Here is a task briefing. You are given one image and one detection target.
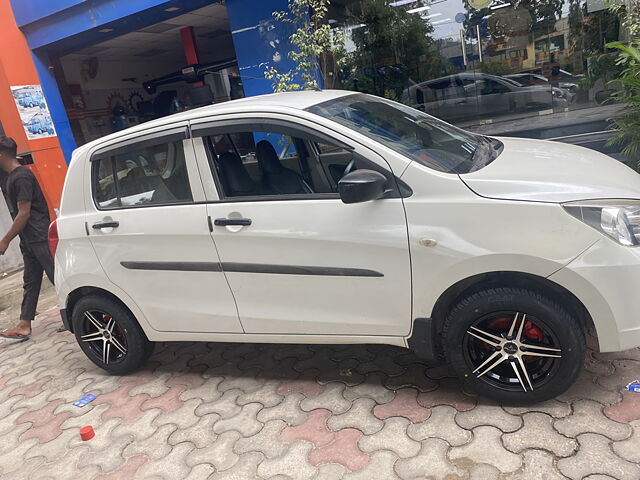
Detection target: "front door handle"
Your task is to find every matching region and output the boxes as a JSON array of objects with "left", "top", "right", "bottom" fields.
[
  {"left": 214, "top": 218, "right": 252, "bottom": 227},
  {"left": 92, "top": 221, "right": 120, "bottom": 229}
]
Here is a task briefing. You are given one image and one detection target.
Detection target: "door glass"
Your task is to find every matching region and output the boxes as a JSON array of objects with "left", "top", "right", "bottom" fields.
[
  {"left": 206, "top": 129, "right": 336, "bottom": 197},
  {"left": 92, "top": 139, "right": 192, "bottom": 208}
]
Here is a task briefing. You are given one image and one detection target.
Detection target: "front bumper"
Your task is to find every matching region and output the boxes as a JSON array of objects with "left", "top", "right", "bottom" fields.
[{"left": 549, "top": 238, "right": 640, "bottom": 352}]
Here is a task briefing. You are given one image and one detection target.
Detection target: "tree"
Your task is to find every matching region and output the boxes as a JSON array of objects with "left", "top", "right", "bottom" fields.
[
  {"left": 340, "top": 0, "right": 448, "bottom": 100},
  {"left": 264, "top": 0, "right": 346, "bottom": 92}
]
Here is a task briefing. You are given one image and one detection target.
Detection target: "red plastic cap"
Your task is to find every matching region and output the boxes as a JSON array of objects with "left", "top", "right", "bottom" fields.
[{"left": 80, "top": 426, "right": 95, "bottom": 441}]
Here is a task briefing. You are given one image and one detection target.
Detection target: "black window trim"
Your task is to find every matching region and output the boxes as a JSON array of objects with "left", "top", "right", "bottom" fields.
[{"left": 90, "top": 126, "right": 194, "bottom": 211}]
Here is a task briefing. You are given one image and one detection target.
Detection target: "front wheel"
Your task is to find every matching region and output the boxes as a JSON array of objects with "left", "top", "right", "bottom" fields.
[
  {"left": 72, "top": 294, "right": 154, "bottom": 375},
  {"left": 442, "top": 288, "right": 585, "bottom": 404}
]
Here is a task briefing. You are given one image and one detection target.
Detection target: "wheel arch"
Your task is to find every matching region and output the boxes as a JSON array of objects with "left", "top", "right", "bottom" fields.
[
  {"left": 65, "top": 285, "right": 148, "bottom": 336},
  {"left": 429, "top": 271, "right": 595, "bottom": 352}
]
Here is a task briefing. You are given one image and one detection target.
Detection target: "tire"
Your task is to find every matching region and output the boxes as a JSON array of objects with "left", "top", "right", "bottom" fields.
[
  {"left": 442, "top": 287, "right": 585, "bottom": 404},
  {"left": 72, "top": 294, "right": 154, "bottom": 375}
]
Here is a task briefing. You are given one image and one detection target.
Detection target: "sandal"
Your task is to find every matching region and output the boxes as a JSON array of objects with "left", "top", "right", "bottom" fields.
[{"left": 0, "top": 330, "right": 30, "bottom": 341}]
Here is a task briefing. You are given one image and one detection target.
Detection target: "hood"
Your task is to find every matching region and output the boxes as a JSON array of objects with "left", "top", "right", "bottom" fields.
[{"left": 460, "top": 137, "right": 640, "bottom": 203}]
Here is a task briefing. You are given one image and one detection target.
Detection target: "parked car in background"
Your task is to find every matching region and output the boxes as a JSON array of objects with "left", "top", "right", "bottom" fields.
[
  {"left": 402, "top": 73, "right": 560, "bottom": 123},
  {"left": 506, "top": 73, "right": 577, "bottom": 104},
  {"left": 52, "top": 90, "right": 640, "bottom": 404}
]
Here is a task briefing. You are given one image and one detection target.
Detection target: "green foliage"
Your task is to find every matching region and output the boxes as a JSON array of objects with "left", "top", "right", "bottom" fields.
[
  {"left": 609, "top": 0, "right": 640, "bottom": 39},
  {"left": 265, "top": 0, "right": 346, "bottom": 92},
  {"left": 606, "top": 42, "right": 640, "bottom": 167},
  {"left": 339, "top": 0, "right": 448, "bottom": 101}
]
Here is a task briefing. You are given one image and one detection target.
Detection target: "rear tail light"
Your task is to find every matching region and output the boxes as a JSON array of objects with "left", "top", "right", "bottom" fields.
[{"left": 48, "top": 220, "right": 59, "bottom": 258}]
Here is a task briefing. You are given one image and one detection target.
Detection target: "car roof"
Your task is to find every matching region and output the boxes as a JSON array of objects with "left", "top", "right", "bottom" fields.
[{"left": 76, "top": 89, "right": 355, "bottom": 154}]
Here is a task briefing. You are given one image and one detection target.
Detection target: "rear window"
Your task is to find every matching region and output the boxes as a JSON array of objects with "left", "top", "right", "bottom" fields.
[{"left": 92, "top": 138, "right": 192, "bottom": 209}]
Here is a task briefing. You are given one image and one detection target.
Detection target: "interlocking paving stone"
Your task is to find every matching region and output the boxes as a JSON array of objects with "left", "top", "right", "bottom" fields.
[
  {"left": 136, "top": 441, "right": 195, "bottom": 479},
  {"left": 557, "top": 433, "right": 640, "bottom": 480},
  {"left": 186, "top": 430, "right": 242, "bottom": 471},
  {"left": 558, "top": 371, "right": 622, "bottom": 405},
  {"left": 603, "top": 390, "right": 640, "bottom": 424},
  {"left": 300, "top": 382, "right": 352, "bottom": 415},
  {"left": 449, "top": 426, "right": 522, "bottom": 473},
  {"left": 359, "top": 417, "right": 421, "bottom": 458},
  {"left": 213, "top": 402, "right": 262, "bottom": 437},
  {"left": 257, "top": 441, "right": 318, "bottom": 479},
  {"left": 1, "top": 309, "right": 639, "bottom": 480},
  {"left": 373, "top": 388, "right": 431, "bottom": 423},
  {"left": 317, "top": 359, "right": 366, "bottom": 387},
  {"left": 394, "top": 438, "right": 465, "bottom": 479},
  {"left": 406, "top": 405, "right": 472, "bottom": 446},
  {"left": 383, "top": 364, "right": 439, "bottom": 392},
  {"left": 507, "top": 450, "right": 567, "bottom": 480},
  {"left": 309, "top": 428, "right": 369, "bottom": 471},
  {"left": 236, "top": 379, "right": 284, "bottom": 408},
  {"left": 257, "top": 392, "right": 308, "bottom": 426},
  {"left": 282, "top": 408, "right": 335, "bottom": 447},
  {"left": 468, "top": 463, "right": 501, "bottom": 480},
  {"left": 554, "top": 400, "right": 632, "bottom": 441},
  {"left": 416, "top": 379, "right": 476, "bottom": 411},
  {"left": 209, "top": 451, "right": 264, "bottom": 480},
  {"left": 326, "top": 398, "right": 384, "bottom": 435},
  {"left": 342, "top": 373, "right": 395, "bottom": 404},
  {"left": 168, "top": 412, "right": 219, "bottom": 448},
  {"left": 503, "top": 412, "right": 578, "bottom": 457},
  {"left": 455, "top": 402, "right": 522, "bottom": 432},
  {"left": 235, "top": 419, "right": 287, "bottom": 458},
  {"left": 503, "top": 399, "right": 572, "bottom": 418},
  {"left": 123, "top": 423, "right": 177, "bottom": 460},
  {"left": 315, "top": 463, "right": 348, "bottom": 480},
  {"left": 596, "top": 360, "right": 640, "bottom": 391},
  {"left": 342, "top": 451, "right": 400, "bottom": 480},
  {"left": 611, "top": 420, "right": 640, "bottom": 464},
  {"left": 194, "top": 388, "right": 243, "bottom": 419}
]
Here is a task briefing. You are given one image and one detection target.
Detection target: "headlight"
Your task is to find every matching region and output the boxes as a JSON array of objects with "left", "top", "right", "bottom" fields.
[{"left": 563, "top": 200, "right": 640, "bottom": 246}]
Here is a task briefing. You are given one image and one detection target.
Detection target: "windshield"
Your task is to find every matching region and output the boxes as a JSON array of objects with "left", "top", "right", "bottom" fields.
[
  {"left": 307, "top": 94, "right": 502, "bottom": 174},
  {"left": 507, "top": 76, "right": 533, "bottom": 87}
]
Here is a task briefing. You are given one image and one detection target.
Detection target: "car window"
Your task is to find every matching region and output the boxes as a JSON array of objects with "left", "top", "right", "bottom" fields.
[
  {"left": 308, "top": 93, "right": 502, "bottom": 174},
  {"left": 93, "top": 138, "right": 192, "bottom": 209},
  {"left": 204, "top": 126, "right": 364, "bottom": 198}
]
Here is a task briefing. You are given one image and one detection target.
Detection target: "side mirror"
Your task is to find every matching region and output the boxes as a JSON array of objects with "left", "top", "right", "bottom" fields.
[{"left": 338, "top": 169, "right": 388, "bottom": 204}]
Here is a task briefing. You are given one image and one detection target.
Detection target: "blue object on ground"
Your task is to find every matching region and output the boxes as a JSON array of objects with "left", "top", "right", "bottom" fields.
[{"left": 73, "top": 394, "right": 96, "bottom": 407}]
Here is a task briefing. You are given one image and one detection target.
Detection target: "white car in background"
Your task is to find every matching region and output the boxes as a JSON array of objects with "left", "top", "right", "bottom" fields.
[
  {"left": 402, "top": 73, "right": 563, "bottom": 122},
  {"left": 51, "top": 90, "right": 640, "bottom": 404}
]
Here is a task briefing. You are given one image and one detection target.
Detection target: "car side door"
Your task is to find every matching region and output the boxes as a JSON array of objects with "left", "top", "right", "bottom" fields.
[
  {"left": 190, "top": 115, "right": 413, "bottom": 337},
  {"left": 85, "top": 125, "right": 242, "bottom": 333}
]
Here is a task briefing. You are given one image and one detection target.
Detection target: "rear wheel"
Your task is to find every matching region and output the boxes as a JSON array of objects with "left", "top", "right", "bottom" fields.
[
  {"left": 72, "top": 295, "right": 154, "bottom": 374},
  {"left": 442, "top": 287, "right": 585, "bottom": 404}
]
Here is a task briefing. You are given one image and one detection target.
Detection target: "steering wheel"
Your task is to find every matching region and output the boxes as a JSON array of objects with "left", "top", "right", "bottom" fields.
[{"left": 343, "top": 158, "right": 357, "bottom": 177}]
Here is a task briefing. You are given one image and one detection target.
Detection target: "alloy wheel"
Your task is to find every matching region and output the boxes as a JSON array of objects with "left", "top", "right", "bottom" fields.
[
  {"left": 79, "top": 310, "right": 128, "bottom": 366},
  {"left": 463, "top": 312, "right": 562, "bottom": 392}
]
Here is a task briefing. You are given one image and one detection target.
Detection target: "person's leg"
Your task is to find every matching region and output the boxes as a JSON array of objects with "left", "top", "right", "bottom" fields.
[
  {"left": 30, "top": 241, "right": 54, "bottom": 285},
  {"left": 1, "top": 243, "right": 42, "bottom": 338}
]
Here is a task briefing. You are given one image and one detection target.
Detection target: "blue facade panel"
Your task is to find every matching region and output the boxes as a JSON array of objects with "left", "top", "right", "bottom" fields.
[
  {"left": 10, "top": 0, "right": 86, "bottom": 27},
  {"left": 226, "top": 0, "right": 297, "bottom": 97}
]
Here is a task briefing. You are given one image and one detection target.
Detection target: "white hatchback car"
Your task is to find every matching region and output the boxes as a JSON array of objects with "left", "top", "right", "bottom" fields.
[{"left": 51, "top": 90, "right": 640, "bottom": 403}]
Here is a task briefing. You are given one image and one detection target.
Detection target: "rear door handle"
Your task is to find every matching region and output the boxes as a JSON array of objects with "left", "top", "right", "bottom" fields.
[
  {"left": 214, "top": 218, "right": 252, "bottom": 227},
  {"left": 92, "top": 221, "right": 120, "bottom": 229}
]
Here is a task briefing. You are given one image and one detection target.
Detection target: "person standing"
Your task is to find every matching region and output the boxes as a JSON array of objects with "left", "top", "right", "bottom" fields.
[{"left": 0, "top": 136, "right": 54, "bottom": 341}]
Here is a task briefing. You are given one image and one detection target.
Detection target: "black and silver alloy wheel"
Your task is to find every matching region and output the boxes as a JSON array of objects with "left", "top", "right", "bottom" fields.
[
  {"left": 465, "top": 312, "right": 562, "bottom": 393},
  {"left": 443, "top": 287, "right": 585, "bottom": 404},
  {"left": 79, "top": 310, "right": 128, "bottom": 366},
  {"left": 72, "top": 295, "right": 154, "bottom": 375}
]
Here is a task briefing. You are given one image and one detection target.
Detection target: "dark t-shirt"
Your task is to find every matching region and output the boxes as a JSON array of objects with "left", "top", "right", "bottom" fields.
[{"left": 1, "top": 166, "right": 50, "bottom": 244}]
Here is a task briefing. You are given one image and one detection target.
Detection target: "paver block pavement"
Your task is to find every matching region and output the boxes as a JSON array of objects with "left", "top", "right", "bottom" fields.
[{"left": 1, "top": 308, "right": 640, "bottom": 480}]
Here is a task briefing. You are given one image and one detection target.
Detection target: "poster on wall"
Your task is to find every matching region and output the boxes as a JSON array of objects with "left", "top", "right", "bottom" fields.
[{"left": 10, "top": 85, "right": 57, "bottom": 140}]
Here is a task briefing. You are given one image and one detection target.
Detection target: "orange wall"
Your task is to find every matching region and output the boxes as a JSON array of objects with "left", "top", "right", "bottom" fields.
[{"left": 0, "top": 0, "right": 68, "bottom": 219}]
